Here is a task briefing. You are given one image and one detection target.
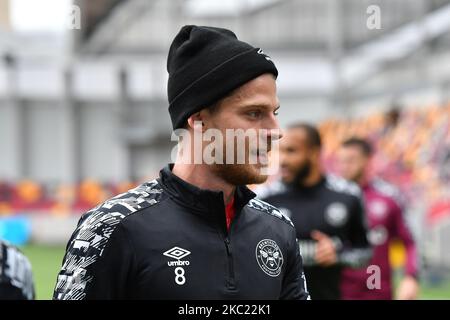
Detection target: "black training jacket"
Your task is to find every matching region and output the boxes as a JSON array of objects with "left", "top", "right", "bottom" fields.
[{"left": 53, "top": 165, "right": 310, "bottom": 300}]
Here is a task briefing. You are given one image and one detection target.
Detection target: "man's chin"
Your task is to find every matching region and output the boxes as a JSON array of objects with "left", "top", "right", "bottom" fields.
[
  {"left": 214, "top": 163, "right": 268, "bottom": 186},
  {"left": 345, "top": 172, "right": 362, "bottom": 183},
  {"left": 281, "top": 176, "right": 293, "bottom": 185},
  {"left": 249, "top": 172, "right": 269, "bottom": 185}
]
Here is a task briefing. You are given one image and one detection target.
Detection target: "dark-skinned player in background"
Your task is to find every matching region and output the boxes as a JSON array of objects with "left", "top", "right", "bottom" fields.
[{"left": 257, "top": 123, "right": 372, "bottom": 300}]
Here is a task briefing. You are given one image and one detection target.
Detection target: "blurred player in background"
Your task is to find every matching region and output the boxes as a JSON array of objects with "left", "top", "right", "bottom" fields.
[
  {"left": 257, "top": 123, "right": 372, "bottom": 300},
  {"left": 337, "top": 138, "right": 419, "bottom": 300},
  {"left": 0, "top": 239, "right": 35, "bottom": 300}
]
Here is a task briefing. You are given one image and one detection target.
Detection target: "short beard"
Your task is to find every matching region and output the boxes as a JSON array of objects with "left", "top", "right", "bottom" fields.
[
  {"left": 212, "top": 163, "right": 268, "bottom": 186},
  {"left": 292, "top": 160, "right": 312, "bottom": 186},
  {"left": 211, "top": 135, "right": 270, "bottom": 186}
]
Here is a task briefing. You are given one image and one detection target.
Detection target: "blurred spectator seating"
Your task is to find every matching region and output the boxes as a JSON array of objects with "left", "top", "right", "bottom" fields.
[
  {"left": 0, "top": 179, "right": 140, "bottom": 216},
  {"left": 320, "top": 104, "right": 450, "bottom": 224}
]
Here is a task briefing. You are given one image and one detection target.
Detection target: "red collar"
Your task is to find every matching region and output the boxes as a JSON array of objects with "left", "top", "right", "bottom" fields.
[{"left": 225, "top": 197, "right": 236, "bottom": 231}]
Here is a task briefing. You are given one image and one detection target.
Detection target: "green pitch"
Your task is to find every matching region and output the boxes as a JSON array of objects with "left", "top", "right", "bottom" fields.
[
  {"left": 420, "top": 282, "right": 450, "bottom": 300},
  {"left": 20, "top": 244, "right": 66, "bottom": 300},
  {"left": 19, "top": 244, "right": 450, "bottom": 300}
]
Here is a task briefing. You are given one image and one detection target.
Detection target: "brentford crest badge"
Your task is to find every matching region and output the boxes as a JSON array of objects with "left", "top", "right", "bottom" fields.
[{"left": 256, "top": 239, "right": 283, "bottom": 277}]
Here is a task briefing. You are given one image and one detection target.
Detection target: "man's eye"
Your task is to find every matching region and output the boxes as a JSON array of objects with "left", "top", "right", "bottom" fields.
[
  {"left": 248, "top": 111, "right": 262, "bottom": 118},
  {"left": 273, "top": 110, "right": 279, "bottom": 116}
]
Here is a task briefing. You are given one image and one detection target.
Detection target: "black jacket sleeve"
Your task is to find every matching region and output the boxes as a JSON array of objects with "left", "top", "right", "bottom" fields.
[
  {"left": 53, "top": 221, "right": 135, "bottom": 300},
  {"left": 280, "top": 229, "right": 310, "bottom": 300},
  {"left": 0, "top": 284, "right": 27, "bottom": 300},
  {"left": 337, "top": 196, "right": 373, "bottom": 268}
]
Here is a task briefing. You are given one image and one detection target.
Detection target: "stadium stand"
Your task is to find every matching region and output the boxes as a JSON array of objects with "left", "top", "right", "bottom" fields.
[{"left": 321, "top": 104, "right": 450, "bottom": 223}]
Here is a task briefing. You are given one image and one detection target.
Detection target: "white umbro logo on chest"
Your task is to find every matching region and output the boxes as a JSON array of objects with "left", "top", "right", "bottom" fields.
[
  {"left": 163, "top": 246, "right": 191, "bottom": 286},
  {"left": 163, "top": 246, "right": 191, "bottom": 260}
]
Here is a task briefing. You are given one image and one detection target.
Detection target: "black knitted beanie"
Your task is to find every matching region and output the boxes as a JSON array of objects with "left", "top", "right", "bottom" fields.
[{"left": 167, "top": 25, "right": 278, "bottom": 130}]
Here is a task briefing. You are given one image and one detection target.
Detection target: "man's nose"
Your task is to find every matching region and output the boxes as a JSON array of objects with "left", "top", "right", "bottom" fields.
[
  {"left": 265, "top": 127, "right": 283, "bottom": 142},
  {"left": 264, "top": 113, "right": 283, "bottom": 141}
]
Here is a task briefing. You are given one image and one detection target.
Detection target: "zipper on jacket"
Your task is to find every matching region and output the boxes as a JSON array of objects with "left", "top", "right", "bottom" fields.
[{"left": 224, "top": 236, "right": 236, "bottom": 290}]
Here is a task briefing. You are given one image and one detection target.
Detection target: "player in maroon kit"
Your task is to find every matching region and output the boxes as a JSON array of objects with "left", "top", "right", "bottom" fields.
[{"left": 337, "top": 138, "right": 419, "bottom": 300}]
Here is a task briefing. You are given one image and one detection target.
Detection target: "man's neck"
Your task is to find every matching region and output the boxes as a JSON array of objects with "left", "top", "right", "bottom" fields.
[
  {"left": 357, "top": 173, "right": 370, "bottom": 188},
  {"left": 299, "top": 167, "right": 323, "bottom": 188},
  {"left": 172, "top": 162, "right": 235, "bottom": 205}
]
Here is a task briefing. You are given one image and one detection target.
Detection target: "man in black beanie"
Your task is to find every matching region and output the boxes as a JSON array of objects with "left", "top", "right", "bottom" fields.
[{"left": 54, "top": 25, "right": 309, "bottom": 300}]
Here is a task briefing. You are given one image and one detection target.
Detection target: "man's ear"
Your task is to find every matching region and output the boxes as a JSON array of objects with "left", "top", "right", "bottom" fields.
[{"left": 187, "top": 112, "right": 205, "bottom": 132}]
